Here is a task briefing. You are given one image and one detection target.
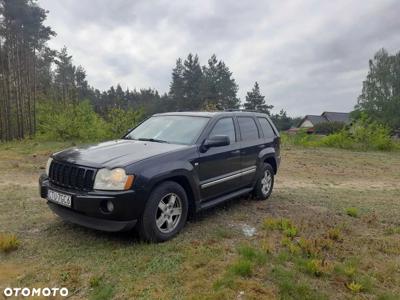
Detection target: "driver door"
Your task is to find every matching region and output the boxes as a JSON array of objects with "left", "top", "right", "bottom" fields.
[{"left": 197, "top": 117, "right": 242, "bottom": 201}]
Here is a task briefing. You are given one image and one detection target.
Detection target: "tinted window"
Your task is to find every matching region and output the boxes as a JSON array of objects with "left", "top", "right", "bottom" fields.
[
  {"left": 238, "top": 117, "right": 259, "bottom": 141},
  {"left": 209, "top": 118, "right": 236, "bottom": 143},
  {"left": 258, "top": 117, "right": 275, "bottom": 138}
]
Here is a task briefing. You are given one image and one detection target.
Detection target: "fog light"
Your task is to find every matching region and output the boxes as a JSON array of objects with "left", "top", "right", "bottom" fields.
[{"left": 106, "top": 200, "right": 114, "bottom": 212}]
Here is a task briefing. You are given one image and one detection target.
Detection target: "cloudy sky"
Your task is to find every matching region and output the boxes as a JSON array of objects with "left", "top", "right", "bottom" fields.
[{"left": 38, "top": 0, "right": 400, "bottom": 116}]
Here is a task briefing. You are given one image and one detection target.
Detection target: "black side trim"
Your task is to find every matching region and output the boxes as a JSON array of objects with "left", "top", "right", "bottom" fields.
[{"left": 199, "top": 187, "right": 253, "bottom": 210}]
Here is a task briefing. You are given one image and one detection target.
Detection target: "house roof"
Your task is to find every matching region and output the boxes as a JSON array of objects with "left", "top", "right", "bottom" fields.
[
  {"left": 300, "top": 115, "right": 326, "bottom": 126},
  {"left": 321, "top": 112, "right": 350, "bottom": 124}
]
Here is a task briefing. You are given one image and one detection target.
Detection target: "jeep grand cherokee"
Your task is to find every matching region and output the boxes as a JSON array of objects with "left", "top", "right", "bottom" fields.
[{"left": 39, "top": 111, "right": 280, "bottom": 242}]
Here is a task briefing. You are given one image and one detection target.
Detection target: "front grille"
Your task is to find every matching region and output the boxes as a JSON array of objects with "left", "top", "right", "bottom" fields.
[{"left": 49, "top": 160, "right": 96, "bottom": 191}]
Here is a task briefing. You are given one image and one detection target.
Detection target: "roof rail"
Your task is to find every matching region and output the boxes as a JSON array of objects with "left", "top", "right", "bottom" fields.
[{"left": 224, "top": 109, "right": 259, "bottom": 113}]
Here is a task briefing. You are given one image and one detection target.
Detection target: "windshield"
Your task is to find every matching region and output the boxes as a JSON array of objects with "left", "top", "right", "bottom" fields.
[{"left": 125, "top": 115, "right": 210, "bottom": 145}]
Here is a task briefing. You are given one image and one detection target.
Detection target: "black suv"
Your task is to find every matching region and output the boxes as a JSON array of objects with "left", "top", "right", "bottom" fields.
[{"left": 39, "top": 111, "right": 280, "bottom": 242}]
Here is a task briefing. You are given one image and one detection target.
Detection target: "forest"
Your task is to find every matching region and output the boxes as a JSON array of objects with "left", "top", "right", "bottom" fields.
[
  {"left": 0, "top": 0, "right": 299, "bottom": 142},
  {"left": 0, "top": 0, "right": 399, "bottom": 144}
]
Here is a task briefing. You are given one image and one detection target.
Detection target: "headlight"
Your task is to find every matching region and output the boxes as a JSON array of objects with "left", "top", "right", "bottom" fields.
[
  {"left": 93, "top": 168, "right": 134, "bottom": 191},
  {"left": 45, "top": 157, "right": 53, "bottom": 176}
]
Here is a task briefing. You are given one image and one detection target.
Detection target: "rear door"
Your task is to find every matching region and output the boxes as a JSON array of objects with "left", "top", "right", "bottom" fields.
[
  {"left": 198, "top": 117, "right": 242, "bottom": 201},
  {"left": 257, "top": 116, "right": 280, "bottom": 160},
  {"left": 237, "top": 116, "right": 262, "bottom": 186}
]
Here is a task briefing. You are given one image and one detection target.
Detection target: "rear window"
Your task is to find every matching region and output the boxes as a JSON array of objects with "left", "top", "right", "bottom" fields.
[
  {"left": 258, "top": 117, "right": 275, "bottom": 138},
  {"left": 238, "top": 117, "right": 259, "bottom": 141}
]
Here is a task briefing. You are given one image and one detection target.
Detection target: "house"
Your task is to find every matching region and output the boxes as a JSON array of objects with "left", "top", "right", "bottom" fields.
[
  {"left": 321, "top": 112, "right": 351, "bottom": 124},
  {"left": 298, "top": 112, "right": 350, "bottom": 128},
  {"left": 299, "top": 115, "right": 327, "bottom": 128}
]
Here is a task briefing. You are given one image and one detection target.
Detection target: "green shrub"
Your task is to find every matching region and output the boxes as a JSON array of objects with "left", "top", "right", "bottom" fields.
[
  {"left": 327, "top": 227, "right": 341, "bottom": 241},
  {"left": 281, "top": 237, "right": 301, "bottom": 255},
  {"left": 322, "top": 117, "right": 395, "bottom": 151},
  {"left": 271, "top": 266, "right": 329, "bottom": 300},
  {"left": 283, "top": 114, "right": 397, "bottom": 151},
  {"left": 262, "top": 217, "right": 298, "bottom": 238},
  {"left": 346, "top": 207, "right": 359, "bottom": 218},
  {"left": 237, "top": 244, "right": 266, "bottom": 264},
  {"left": 314, "top": 121, "right": 345, "bottom": 135},
  {"left": 281, "top": 130, "right": 319, "bottom": 147},
  {"left": 319, "top": 131, "right": 354, "bottom": 149},
  {"left": 304, "top": 259, "right": 331, "bottom": 277},
  {"left": 282, "top": 117, "right": 400, "bottom": 151},
  {"left": 347, "top": 281, "right": 363, "bottom": 293},
  {"left": 284, "top": 226, "right": 298, "bottom": 238},
  {"left": 37, "top": 100, "right": 144, "bottom": 142},
  {"left": 298, "top": 238, "right": 321, "bottom": 258},
  {"left": 89, "top": 275, "right": 103, "bottom": 288},
  {"left": 105, "top": 107, "right": 144, "bottom": 138},
  {"left": 229, "top": 259, "right": 252, "bottom": 277},
  {"left": 333, "top": 258, "right": 360, "bottom": 278},
  {"left": 37, "top": 100, "right": 110, "bottom": 141}
]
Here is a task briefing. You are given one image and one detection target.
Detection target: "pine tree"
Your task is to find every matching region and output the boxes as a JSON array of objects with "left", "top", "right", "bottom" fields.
[
  {"left": 202, "top": 54, "right": 239, "bottom": 110},
  {"left": 168, "top": 58, "right": 184, "bottom": 110},
  {"left": 115, "top": 84, "right": 126, "bottom": 108},
  {"left": 244, "top": 82, "right": 273, "bottom": 115},
  {"left": 75, "top": 65, "right": 89, "bottom": 101},
  {"left": 270, "top": 110, "right": 293, "bottom": 131},
  {"left": 182, "top": 53, "right": 203, "bottom": 110},
  {"left": 0, "top": 0, "right": 54, "bottom": 140},
  {"left": 201, "top": 54, "right": 219, "bottom": 108},
  {"left": 216, "top": 60, "right": 240, "bottom": 109},
  {"left": 54, "top": 47, "right": 76, "bottom": 104}
]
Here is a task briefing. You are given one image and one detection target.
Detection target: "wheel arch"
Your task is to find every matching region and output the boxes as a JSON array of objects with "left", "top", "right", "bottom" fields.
[
  {"left": 148, "top": 172, "right": 199, "bottom": 219},
  {"left": 258, "top": 147, "right": 278, "bottom": 174},
  {"left": 165, "top": 175, "right": 197, "bottom": 218},
  {"left": 264, "top": 156, "right": 277, "bottom": 174}
]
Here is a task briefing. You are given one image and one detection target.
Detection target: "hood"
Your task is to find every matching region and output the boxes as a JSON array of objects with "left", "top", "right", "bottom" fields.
[{"left": 52, "top": 139, "right": 188, "bottom": 168}]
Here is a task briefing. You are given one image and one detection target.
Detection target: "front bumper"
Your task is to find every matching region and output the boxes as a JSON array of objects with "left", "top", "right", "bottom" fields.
[
  {"left": 47, "top": 202, "right": 137, "bottom": 232},
  {"left": 39, "top": 174, "right": 145, "bottom": 232}
]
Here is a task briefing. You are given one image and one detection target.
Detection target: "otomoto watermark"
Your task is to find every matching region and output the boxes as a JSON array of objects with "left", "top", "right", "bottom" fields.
[{"left": 3, "top": 287, "right": 68, "bottom": 297}]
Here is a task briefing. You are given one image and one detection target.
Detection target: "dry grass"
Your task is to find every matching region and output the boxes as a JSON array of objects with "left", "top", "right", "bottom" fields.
[
  {"left": 0, "top": 141, "right": 399, "bottom": 299},
  {"left": 0, "top": 233, "right": 19, "bottom": 253}
]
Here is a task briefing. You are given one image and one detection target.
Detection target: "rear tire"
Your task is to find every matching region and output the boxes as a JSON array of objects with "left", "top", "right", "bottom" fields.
[
  {"left": 253, "top": 163, "right": 274, "bottom": 200},
  {"left": 137, "top": 181, "right": 188, "bottom": 242}
]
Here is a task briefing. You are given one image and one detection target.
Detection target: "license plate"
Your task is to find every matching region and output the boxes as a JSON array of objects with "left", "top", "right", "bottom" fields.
[{"left": 47, "top": 189, "right": 72, "bottom": 208}]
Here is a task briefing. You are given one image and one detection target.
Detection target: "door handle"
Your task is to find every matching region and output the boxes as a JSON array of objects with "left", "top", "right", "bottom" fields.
[
  {"left": 258, "top": 145, "right": 266, "bottom": 148},
  {"left": 231, "top": 150, "right": 240, "bottom": 154}
]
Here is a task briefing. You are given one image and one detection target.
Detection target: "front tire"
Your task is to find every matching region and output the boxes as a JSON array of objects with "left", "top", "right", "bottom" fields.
[
  {"left": 253, "top": 163, "right": 274, "bottom": 200},
  {"left": 137, "top": 181, "right": 188, "bottom": 242}
]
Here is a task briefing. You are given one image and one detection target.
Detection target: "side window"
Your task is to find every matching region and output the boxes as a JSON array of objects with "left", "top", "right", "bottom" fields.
[
  {"left": 258, "top": 117, "right": 275, "bottom": 138},
  {"left": 209, "top": 118, "right": 236, "bottom": 143},
  {"left": 238, "top": 117, "right": 259, "bottom": 141}
]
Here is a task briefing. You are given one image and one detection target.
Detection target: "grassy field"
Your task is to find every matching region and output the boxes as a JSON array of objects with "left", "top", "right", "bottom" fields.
[{"left": 0, "top": 140, "right": 400, "bottom": 299}]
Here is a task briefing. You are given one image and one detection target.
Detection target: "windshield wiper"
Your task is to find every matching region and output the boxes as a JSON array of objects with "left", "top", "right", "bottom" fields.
[{"left": 137, "top": 138, "right": 169, "bottom": 143}]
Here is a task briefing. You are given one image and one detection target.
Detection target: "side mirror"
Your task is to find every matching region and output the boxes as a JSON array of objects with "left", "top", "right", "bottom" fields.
[{"left": 201, "top": 135, "right": 230, "bottom": 152}]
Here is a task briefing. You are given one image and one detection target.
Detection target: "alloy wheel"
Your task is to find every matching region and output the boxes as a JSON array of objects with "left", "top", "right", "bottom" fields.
[
  {"left": 155, "top": 193, "right": 182, "bottom": 233},
  {"left": 261, "top": 169, "right": 272, "bottom": 196}
]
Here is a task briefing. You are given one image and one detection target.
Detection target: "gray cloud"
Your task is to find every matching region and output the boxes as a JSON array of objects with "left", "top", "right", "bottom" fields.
[{"left": 39, "top": 0, "right": 400, "bottom": 116}]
